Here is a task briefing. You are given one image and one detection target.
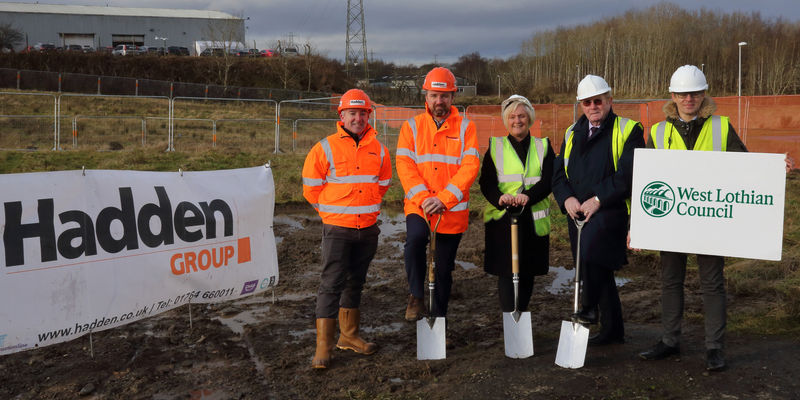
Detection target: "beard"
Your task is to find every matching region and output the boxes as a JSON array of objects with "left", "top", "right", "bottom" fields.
[{"left": 432, "top": 104, "right": 449, "bottom": 117}]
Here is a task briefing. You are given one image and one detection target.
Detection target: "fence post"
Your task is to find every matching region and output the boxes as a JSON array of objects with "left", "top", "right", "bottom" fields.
[
  {"left": 135, "top": 79, "right": 139, "bottom": 97},
  {"left": 16, "top": 70, "right": 20, "bottom": 90},
  {"left": 58, "top": 73, "right": 62, "bottom": 93},
  {"left": 170, "top": 82, "right": 174, "bottom": 99},
  {"left": 97, "top": 77, "right": 101, "bottom": 95},
  {"left": 141, "top": 118, "right": 146, "bottom": 146},
  {"left": 212, "top": 120, "right": 217, "bottom": 147},
  {"left": 205, "top": 85, "right": 208, "bottom": 99}
]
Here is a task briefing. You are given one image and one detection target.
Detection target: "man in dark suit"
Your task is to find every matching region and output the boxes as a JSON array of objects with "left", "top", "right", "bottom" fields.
[{"left": 552, "top": 75, "right": 645, "bottom": 345}]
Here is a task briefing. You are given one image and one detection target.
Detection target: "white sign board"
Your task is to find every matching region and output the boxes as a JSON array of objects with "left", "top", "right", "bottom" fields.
[
  {"left": 0, "top": 166, "right": 279, "bottom": 355},
  {"left": 630, "top": 149, "right": 785, "bottom": 260}
]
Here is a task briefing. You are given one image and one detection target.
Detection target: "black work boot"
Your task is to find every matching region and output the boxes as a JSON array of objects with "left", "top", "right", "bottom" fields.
[{"left": 638, "top": 340, "right": 679, "bottom": 360}]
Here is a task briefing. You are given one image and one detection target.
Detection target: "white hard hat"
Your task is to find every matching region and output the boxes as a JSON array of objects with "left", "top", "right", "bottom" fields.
[
  {"left": 669, "top": 65, "right": 708, "bottom": 93},
  {"left": 576, "top": 75, "right": 612, "bottom": 101}
]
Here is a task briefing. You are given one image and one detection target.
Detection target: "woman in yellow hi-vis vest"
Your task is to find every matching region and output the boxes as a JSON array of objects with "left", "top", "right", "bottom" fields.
[{"left": 479, "top": 95, "right": 554, "bottom": 314}]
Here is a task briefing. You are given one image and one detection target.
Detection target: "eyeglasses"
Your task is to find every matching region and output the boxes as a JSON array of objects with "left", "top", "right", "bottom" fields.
[
  {"left": 674, "top": 91, "right": 705, "bottom": 99},
  {"left": 581, "top": 98, "right": 604, "bottom": 107}
]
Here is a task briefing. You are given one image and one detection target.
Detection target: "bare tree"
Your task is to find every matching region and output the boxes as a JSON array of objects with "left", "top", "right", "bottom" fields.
[
  {"left": 0, "top": 23, "right": 24, "bottom": 51},
  {"left": 202, "top": 15, "right": 246, "bottom": 89}
]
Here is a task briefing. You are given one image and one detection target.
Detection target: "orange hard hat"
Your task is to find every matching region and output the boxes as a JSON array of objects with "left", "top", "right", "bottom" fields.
[
  {"left": 422, "top": 67, "right": 457, "bottom": 92},
  {"left": 338, "top": 89, "right": 372, "bottom": 113}
]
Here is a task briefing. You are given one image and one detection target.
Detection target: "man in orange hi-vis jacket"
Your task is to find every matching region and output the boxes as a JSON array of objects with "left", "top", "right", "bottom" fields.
[
  {"left": 396, "top": 67, "right": 480, "bottom": 321},
  {"left": 302, "top": 89, "right": 392, "bottom": 369}
]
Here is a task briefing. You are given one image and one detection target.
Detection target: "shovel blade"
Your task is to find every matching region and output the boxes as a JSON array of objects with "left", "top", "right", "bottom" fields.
[
  {"left": 554, "top": 320, "right": 590, "bottom": 369},
  {"left": 416, "top": 317, "right": 446, "bottom": 360},
  {"left": 503, "top": 311, "right": 533, "bottom": 359}
]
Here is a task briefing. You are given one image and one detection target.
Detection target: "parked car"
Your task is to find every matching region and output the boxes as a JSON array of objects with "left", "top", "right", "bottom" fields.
[
  {"left": 67, "top": 44, "right": 83, "bottom": 52},
  {"left": 200, "top": 48, "right": 226, "bottom": 57},
  {"left": 112, "top": 44, "right": 140, "bottom": 56},
  {"left": 143, "top": 46, "right": 165, "bottom": 55},
  {"left": 82, "top": 45, "right": 95, "bottom": 53},
  {"left": 281, "top": 47, "right": 299, "bottom": 57},
  {"left": 259, "top": 49, "right": 275, "bottom": 57},
  {"left": 167, "top": 46, "right": 190, "bottom": 56},
  {"left": 33, "top": 43, "right": 56, "bottom": 52}
]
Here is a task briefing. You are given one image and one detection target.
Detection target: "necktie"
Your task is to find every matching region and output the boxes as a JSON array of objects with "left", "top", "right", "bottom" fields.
[{"left": 589, "top": 126, "right": 598, "bottom": 139}]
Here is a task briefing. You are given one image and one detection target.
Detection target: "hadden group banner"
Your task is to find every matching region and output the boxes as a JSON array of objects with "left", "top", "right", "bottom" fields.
[
  {"left": 630, "top": 149, "right": 786, "bottom": 260},
  {"left": 0, "top": 166, "right": 279, "bottom": 355}
]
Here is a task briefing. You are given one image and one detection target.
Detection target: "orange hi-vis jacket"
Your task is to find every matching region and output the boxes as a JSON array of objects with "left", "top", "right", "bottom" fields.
[
  {"left": 302, "top": 122, "right": 392, "bottom": 229},
  {"left": 396, "top": 105, "right": 480, "bottom": 234}
]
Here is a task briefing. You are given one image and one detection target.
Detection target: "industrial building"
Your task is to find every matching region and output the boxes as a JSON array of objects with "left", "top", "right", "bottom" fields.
[{"left": 0, "top": 2, "right": 244, "bottom": 54}]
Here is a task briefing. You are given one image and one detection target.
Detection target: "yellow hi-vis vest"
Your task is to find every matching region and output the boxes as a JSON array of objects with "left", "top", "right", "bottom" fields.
[
  {"left": 483, "top": 136, "right": 551, "bottom": 236},
  {"left": 650, "top": 115, "right": 729, "bottom": 151},
  {"left": 563, "top": 116, "right": 640, "bottom": 214}
]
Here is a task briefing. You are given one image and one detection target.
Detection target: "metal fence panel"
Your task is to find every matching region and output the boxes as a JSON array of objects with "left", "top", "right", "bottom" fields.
[{"left": 171, "top": 97, "right": 277, "bottom": 152}]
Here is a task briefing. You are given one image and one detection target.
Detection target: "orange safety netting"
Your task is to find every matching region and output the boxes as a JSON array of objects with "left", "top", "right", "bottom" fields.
[{"left": 466, "top": 95, "right": 800, "bottom": 162}]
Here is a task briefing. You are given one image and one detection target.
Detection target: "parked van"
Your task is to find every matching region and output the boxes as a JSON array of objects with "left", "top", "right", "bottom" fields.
[{"left": 112, "top": 44, "right": 139, "bottom": 56}]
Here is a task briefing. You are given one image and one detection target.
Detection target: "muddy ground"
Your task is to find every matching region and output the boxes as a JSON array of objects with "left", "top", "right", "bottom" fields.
[{"left": 2, "top": 203, "right": 799, "bottom": 399}]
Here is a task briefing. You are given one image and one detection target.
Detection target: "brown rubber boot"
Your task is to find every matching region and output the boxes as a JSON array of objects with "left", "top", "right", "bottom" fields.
[
  {"left": 311, "top": 318, "right": 336, "bottom": 369},
  {"left": 336, "top": 308, "right": 377, "bottom": 355},
  {"left": 404, "top": 294, "right": 424, "bottom": 321}
]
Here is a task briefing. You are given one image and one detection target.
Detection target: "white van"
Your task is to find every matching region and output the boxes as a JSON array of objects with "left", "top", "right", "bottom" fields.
[{"left": 112, "top": 44, "right": 139, "bottom": 56}]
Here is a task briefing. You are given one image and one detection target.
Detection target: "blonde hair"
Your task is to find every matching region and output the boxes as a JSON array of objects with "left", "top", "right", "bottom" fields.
[{"left": 500, "top": 95, "right": 535, "bottom": 133}]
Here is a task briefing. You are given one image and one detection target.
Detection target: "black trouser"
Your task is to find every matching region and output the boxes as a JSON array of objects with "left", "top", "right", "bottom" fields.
[
  {"left": 315, "top": 224, "right": 379, "bottom": 319},
  {"left": 404, "top": 213, "right": 462, "bottom": 317},
  {"left": 497, "top": 275, "right": 535, "bottom": 313},
  {"left": 582, "top": 262, "right": 624, "bottom": 337}
]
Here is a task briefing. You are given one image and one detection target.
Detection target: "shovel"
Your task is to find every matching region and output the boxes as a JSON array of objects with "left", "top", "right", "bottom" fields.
[
  {"left": 555, "top": 217, "right": 590, "bottom": 369},
  {"left": 417, "top": 213, "right": 446, "bottom": 360},
  {"left": 502, "top": 207, "right": 534, "bottom": 358}
]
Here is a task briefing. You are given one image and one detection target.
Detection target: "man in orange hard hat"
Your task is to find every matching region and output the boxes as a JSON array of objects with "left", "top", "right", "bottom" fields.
[
  {"left": 396, "top": 67, "right": 480, "bottom": 321},
  {"left": 302, "top": 88, "right": 392, "bottom": 369}
]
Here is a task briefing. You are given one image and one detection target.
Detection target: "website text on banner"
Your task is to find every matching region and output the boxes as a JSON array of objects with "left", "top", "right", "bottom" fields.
[
  {"left": 0, "top": 166, "right": 279, "bottom": 356},
  {"left": 629, "top": 149, "right": 785, "bottom": 261}
]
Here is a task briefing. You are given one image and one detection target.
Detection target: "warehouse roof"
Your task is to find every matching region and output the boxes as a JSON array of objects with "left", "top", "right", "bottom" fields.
[{"left": 0, "top": 2, "right": 238, "bottom": 19}]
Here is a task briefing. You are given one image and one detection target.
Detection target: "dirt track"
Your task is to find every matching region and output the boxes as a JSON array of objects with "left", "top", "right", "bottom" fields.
[{"left": 2, "top": 204, "right": 799, "bottom": 399}]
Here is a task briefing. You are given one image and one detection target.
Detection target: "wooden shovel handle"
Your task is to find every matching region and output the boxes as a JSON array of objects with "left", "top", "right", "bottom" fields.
[{"left": 511, "top": 222, "right": 519, "bottom": 275}]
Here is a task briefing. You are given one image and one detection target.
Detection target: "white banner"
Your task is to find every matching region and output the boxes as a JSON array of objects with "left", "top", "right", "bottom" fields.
[
  {"left": 0, "top": 166, "right": 279, "bottom": 355},
  {"left": 630, "top": 149, "right": 785, "bottom": 260}
]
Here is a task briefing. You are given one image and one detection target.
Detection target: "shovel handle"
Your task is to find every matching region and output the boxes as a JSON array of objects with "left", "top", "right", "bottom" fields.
[
  {"left": 424, "top": 212, "right": 442, "bottom": 284},
  {"left": 511, "top": 222, "right": 519, "bottom": 275}
]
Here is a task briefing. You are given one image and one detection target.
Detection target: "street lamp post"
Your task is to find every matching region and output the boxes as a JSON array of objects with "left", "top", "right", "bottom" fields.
[
  {"left": 497, "top": 74, "right": 501, "bottom": 98},
  {"left": 738, "top": 41, "right": 748, "bottom": 141},
  {"left": 738, "top": 42, "right": 747, "bottom": 97},
  {"left": 155, "top": 36, "right": 167, "bottom": 53}
]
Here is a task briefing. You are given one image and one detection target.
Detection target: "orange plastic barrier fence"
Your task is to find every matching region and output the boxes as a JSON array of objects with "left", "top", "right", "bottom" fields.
[{"left": 467, "top": 95, "right": 800, "bottom": 163}]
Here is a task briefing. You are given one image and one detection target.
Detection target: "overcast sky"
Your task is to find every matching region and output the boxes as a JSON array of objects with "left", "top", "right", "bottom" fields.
[{"left": 15, "top": 0, "right": 800, "bottom": 65}]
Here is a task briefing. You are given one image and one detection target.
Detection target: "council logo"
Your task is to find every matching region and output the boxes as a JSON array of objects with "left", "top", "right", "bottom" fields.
[{"left": 640, "top": 181, "right": 675, "bottom": 217}]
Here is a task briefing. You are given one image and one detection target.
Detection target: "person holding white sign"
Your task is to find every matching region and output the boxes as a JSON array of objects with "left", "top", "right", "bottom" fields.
[
  {"left": 552, "top": 75, "right": 645, "bottom": 347},
  {"left": 302, "top": 89, "right": 392, "bottom": 369},
  {"left": 637, "top": 65, "right": 745, "bottom": 371}
]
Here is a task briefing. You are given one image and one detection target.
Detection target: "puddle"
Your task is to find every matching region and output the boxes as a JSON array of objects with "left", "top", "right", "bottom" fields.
[
  {"left": 273, "top": 215, "right": 305, "bottom": 230},
  {"left": 276, "top": 292, "right": 315, "bottom": 302},
  {"left": 214, "top": 309, "right": 265, "bottom": 335},
  {"left": 456, "top": 260, "right": 478, "bottom": 271},
  {"left": 288, "top": 328, "right": 315, "bottom": 339},
  {"left": 547, "top": 266, "right": 631, "bottom": 294},
  {"left": 362, "top": 322, "right": 405, "bottom": 334}
]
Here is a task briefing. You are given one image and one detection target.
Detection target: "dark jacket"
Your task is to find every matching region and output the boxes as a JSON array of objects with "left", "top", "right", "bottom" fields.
[
  {"left": 480, "top": 134, "right": 555, "bottom": 277},
  {"left": 646, "top": 97, "right": 747, "bottom": 152},
  {"left": 552, "top": 110, "right": 645, "bottom": 270}
]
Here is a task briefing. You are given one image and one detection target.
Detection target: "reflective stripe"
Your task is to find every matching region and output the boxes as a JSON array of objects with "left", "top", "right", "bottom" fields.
[
  {"left": 317, "top": 203, "right": 381, "bottom": 214},
  {"left": 303, "top": 177, "right": 326, "bottom": 186},
  {"left": 380, "top": 145, "right": 385, "bottom": 168},
  {"left": 523, "top": 176, "right": 541, "bottom": 186},
  {"left": 408, "top": 118, "right": 418, "bottom": 154},
  {"left": 445, "top": 183, "right": 464, "bottom": 201},
  {"left": 532, "top": 208, "right": 550, "bottom": 221},
  {"left": 417, "top": 154, "right": 461, "bottom": 164},
  {"left": 396, "top": 147, "right": 418, "bottom": 161},
  {"left": 462, "top": 148, "right": 479, "bottom": 157},
  {"left": 711, "top": 115, "right": 722, "bottom": 151},
  {"left": 564, "top": 123, "right": 575, "bottom": 170},
  {"left": 450, "top": 201, "right": 469, "bottom": 212},
  {"left": 327, "top": 175, "right": 379, "bottom": 184},
  {"left": 498, "top": 175, "right": 521, "bottom": 183},
  {"left": 618, "top": 117, "right": 630, "bottom": 132},
  {"left": 533, "top": 137, "right": 545, "bottom": 171},
  {"left": 319, "top": 137, "right": 336, "bottom": 177},
  {"left": 655, "top": 122, "right": 666, "bottom": 149},
  {"left": 458, "top": 119, "right": 469, "bottom": 163},
  {"left": 405, "top": 183, "right": 427, "bottom": 199},
  {"left": 379, "top": 178, "right": 391, "bottom": 186}
]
